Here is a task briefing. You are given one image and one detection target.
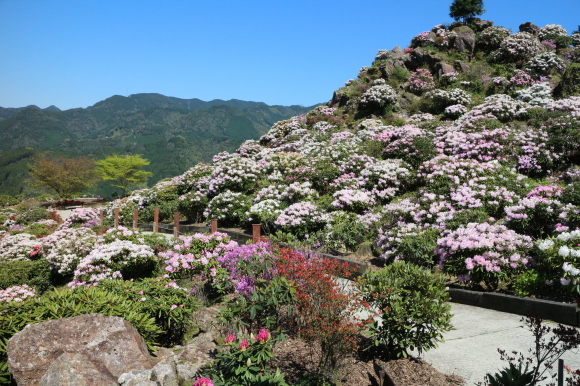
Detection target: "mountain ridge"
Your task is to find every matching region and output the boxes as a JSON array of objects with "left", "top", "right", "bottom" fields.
[{"left": 0, "top": 93, "right": 319, "bottom": 196}]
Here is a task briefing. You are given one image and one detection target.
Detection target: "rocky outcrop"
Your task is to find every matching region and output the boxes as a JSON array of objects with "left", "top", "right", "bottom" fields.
[
  {"left": 452, "top": 26, "right": 476, "bottom": 52},
  {"left": 404, "top": 47, "right": 441, "bottom": 70},
  {"left": 519, "top": 22, "right": 540, "bottom": 36},
  {"left": 468, "top": 18, "right": 493, "bottom": 32},
  {"left": 8, "top": 314, "right": 153, "bottom": 385}
]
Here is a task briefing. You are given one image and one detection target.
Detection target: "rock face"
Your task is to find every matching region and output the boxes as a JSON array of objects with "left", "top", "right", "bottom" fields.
[
  {"left": 7, "top": 313, "right": 154, "bottom": 386},
  {"left": 452, "top": 26, "right": 476, "bottom": 52}
]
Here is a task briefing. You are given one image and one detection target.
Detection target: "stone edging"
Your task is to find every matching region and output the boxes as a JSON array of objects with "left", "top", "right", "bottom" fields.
[{"left": 449, "top": 288, "right": 580, "bottom": 326}]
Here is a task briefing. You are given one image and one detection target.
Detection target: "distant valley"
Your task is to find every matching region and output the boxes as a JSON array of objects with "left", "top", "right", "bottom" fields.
[{"left": 0, "top": 93, "right": 318, "bottom": 196}]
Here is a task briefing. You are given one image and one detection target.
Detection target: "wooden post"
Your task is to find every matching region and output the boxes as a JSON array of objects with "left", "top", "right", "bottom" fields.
[
  {"left": 211, "top": 219, "right": 218, "bottom": 234},
  {"left": 153, "top": 208, "right": 159, "bottom": 233},
  {"left": 99, "top": 209, "right": 104, "bottom": 227},
  {"left": 174, "top": 212, "right": 180, "bottom": 238},
  {"left": 133, "top": 209, "right": 139, "bottom": 229},
  {"left": 114, "top": 208, "right": 119, "bottom": 228},
  {"left": 252, "top": 224, "right": 261, "bottom": 243}
]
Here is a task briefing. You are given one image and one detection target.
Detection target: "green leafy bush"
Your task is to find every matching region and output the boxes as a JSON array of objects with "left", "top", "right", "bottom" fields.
[
  {"left": 201, "top": 329, "right": 288, "bottom": 386},
  {"left": 357, "top": 261, "right": 452, "bottom": 358},
  {"left": 0, "top": 195, "right": 19, "bottom": 208},
  {"left": 511, "top": 269, "right": 546, "bottom": 297},
  {"left": 0, "top": 260, "right": 52, "bottom": 293}
]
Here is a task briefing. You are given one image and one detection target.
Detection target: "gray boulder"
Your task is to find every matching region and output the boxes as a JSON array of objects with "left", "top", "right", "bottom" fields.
[
  {"left": 7, "top": 313, "right": 154, "bottom": 385},
  {"left": 39, "top": 353, "right": 117, "bottom": 386},
  {"left": 452, "top": 26, "right": 476, "bottom": 52}
]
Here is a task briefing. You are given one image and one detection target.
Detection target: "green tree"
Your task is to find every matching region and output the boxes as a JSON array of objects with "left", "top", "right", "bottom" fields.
[
  {"left": 95, "top": 154, "right": 153, "bottom": 197},
  {"left": 449, "top": 0, "right": 485, "bottom": 24},
  {"left": 27, "top": 153, "right": 98, "bottom": 198}
]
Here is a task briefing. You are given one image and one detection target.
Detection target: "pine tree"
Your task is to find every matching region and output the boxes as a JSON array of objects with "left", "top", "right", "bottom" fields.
[{"left": 449, "top": 0, "right": 485, "bottom": 24}]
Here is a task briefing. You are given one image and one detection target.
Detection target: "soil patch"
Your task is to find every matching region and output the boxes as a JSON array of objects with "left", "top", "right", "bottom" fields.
[{"left": 272, "top": 338, "right": 465, "bottom": 385}]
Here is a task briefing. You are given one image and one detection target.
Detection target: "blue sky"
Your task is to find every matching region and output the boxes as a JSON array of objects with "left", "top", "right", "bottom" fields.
[{"left": 1, "top": 0, "right": 579, "bottom": 110}]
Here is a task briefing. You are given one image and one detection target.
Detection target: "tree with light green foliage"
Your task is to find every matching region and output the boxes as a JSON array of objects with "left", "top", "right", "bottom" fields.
[
  {"left": 449, "top": 0, "right": 485, "bottom": 24},
  {"left": 95, "top": 154, "right": 153, "bottom": 197}
]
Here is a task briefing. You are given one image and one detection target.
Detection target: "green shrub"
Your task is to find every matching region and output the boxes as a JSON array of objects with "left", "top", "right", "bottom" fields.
[
  {"left": 0, "top": 260, "right": 52, "bottom": 293},
  {"left": 561, "top": 182, "right": 580, "bottom": 206},
  {"left": 357, "top": 261, "right": 452, "bottom": 358},
  {"left": 14, "top": 200, "right": 50, "bottom": 225},
  {"left": 97, "top": 278, "right": 200, "bottom": 346},
  {"left": 395, "top": 228, "right": 441, "bottom": 267},
  {"left": 511, "top": 269, "right": 546, "bottom": 297},
  {"left": 0, "top": 195, "right": 19, "bottom": 208}
]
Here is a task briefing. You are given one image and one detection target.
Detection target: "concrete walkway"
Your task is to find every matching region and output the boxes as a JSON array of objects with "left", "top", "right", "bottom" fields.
[{"left": 417, "top": 303, "right": 580, "bottom": 385}]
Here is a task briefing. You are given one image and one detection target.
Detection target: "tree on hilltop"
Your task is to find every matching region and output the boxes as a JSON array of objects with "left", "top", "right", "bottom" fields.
[
  {"left": 27, "top": 154, "right": 99, "bottom": 198},
  {"left": 449, "top": 0, "right": 485, "bottom": 24},
  {"left": 95, "top": 154, "right": 153, "bottom": 197}
]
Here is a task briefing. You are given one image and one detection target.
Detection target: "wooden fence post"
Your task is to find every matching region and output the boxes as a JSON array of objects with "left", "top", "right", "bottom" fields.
[
  {"left": 211, "top": 219, "right": 218, "bottom": 234},
  {"left": 133, "top": 209, "right": 139, "bottom": 229},
  {"left": 99, "top": 209, "right": 104, "bottom": 227},
  {"left": 174, "top": 212, "right": 180, "bottom": 238},
  {"left": 252, "top": 224, "right": 261, "bottom": 243},
  {"left": 153, "top": 208, "right": 159, "bottom": 233},
  {"left": 114, "top": 208, "right": 119, "bottom": 228}
]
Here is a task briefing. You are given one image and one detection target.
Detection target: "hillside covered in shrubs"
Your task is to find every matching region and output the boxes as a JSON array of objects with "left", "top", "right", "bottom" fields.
[
  {"left": 2, "top": 16, "right": 580, "bottom": 386},
  {"left": 107, "top": 19, "right": 580, "bottom": 295}
]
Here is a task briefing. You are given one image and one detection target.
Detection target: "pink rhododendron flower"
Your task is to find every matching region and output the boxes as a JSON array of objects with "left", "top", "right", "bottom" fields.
[
  {"left": 222, "top": 334, "right": 236, "bottom": 344},
  {"left": 192, "top": 377, "right": 214, "bottom": 386},
  {"left": 256, "top": 328, "right": 271, "bottom": 343},
  {"left": 239, "top": 339, "right": 250, "bottom": 351}
]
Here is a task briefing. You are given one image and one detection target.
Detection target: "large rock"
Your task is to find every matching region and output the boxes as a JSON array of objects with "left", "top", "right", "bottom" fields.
[
  {"left": 519, "top": 22, "right": 540, "bottom": 36},
  {"left": 452, "top": 26, "right": 476, "bottom": 52},
  {"left": 39, "top": 353, "right": 117, "bottom": 386},
  {"left": 469, "top": 18, "right": 493, "bottom": 32},
  {"left": 7, "top": 313, "right": 154, "bottom": 385},
  {"left": 405, "top": 47, "right": 441, "bottom": 70},
  {"left": 436, "top": 62, "right": 456, "bottom": 77}
]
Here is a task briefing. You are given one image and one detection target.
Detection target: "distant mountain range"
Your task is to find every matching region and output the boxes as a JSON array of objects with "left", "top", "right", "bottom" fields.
[{"left": 0, "top": 93, "right": 319, "bottom": 196}]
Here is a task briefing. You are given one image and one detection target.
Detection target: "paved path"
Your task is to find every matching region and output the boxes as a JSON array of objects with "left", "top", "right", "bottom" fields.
[{"left": 417, "top": 303, "right": 580, "bottom": 385}]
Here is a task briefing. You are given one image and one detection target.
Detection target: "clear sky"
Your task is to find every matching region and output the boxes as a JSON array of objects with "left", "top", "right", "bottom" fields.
[{"left": 1, "top": 0, "right": 579, "bottom": 111}]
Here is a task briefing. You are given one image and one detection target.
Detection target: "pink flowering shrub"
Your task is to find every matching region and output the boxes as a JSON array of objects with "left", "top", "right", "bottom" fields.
[
  {"left": 494, "top": 32, "right": 542, "bottom": 63},
  {"left": 0, "top": 233, "right": 40, "bottom": 262},
  {"left": 436, "top": 222, "right": 534, "bottom": 289},
  {"left": 331, "top": 189, "right": 375, "bottom": 213},
  {"left": 408, "top": 69, "right": 435, "bottom": 93},
  {"left": 275, "top": 201, "right": 329, "bottom": 238},
  {"left": 42, "top": 227, "right": 100, "bottom": 275},
  {"left": 417, "top": 155, "right": 497, "bottom": 194},
  {"left": 375, "top": 125, "right": 436, "bottom": 167},
  {"left": 68, "top": 239, "right": 156, "bottom": 288},
  {"left": 411, "top": 31, "right": 433, "bottom": 47},
  {"left": 0, "top": 284, "right": 35, "bottom": 303},
  {"left": 203, "top": 190, "right": 252, "bottom": 227},
  {"left": 60, "top": 207, "right": 99, "bottom": 228},
  {"left": 504, "top": 196, "right": 567, "bottom": 239},
  {"left": 216, "top": 242, "right": 277, "bottom": 296},
  {"left": 477, "top": 26, "right": 510, "bottom": 51},
  {"left": 160, "top": 232, "right": 239, "bottom": 294}
]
